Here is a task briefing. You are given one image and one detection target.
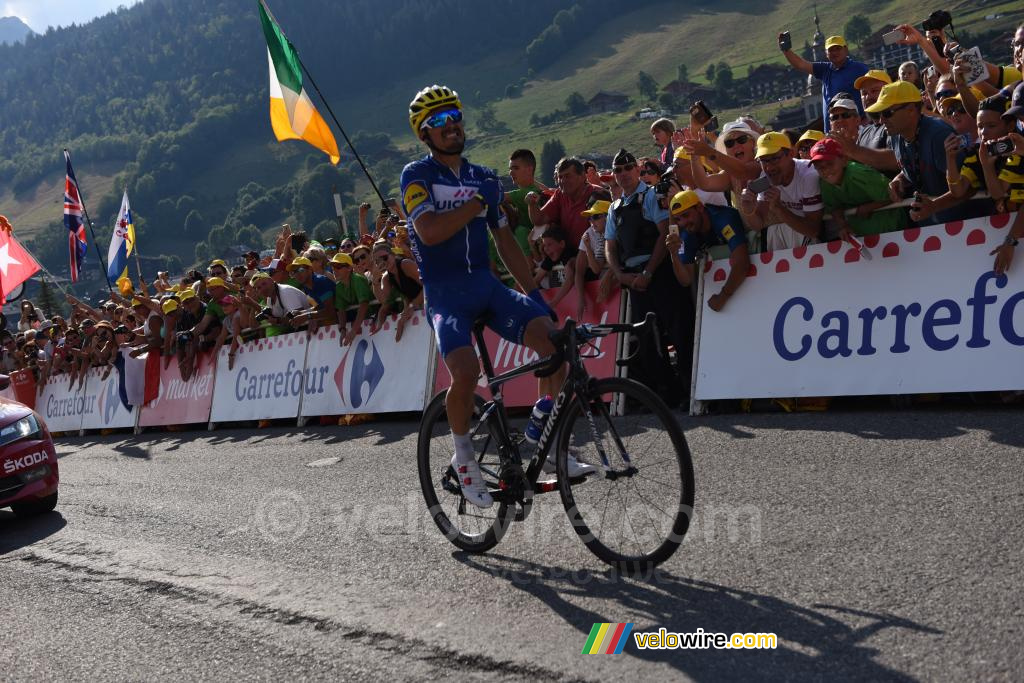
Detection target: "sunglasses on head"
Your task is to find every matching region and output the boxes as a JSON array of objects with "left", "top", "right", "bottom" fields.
[
  {"left": 421, "top": 107, "right": 463, "bottom": 130},
  {"left": 724, "top": 134, "right": 751, "bottom": 148},
  {"left": 612, "top": 163, "right": 636, "bottom": 173}
]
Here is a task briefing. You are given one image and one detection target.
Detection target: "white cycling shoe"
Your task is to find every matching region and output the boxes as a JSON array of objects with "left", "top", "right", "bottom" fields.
[
  {"left": 451, "top": 455, "right": 494, "bottom": 509},
  {"left": 543, "top": 454, "right": 598, "bottom": 478}
]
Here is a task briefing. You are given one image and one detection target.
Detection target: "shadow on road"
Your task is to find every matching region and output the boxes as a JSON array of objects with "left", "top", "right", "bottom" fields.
[
  {"left": 454, "top": 552, "right": 939, "bottom": 681},
  {"left": 687, "top": 408, "right": 1024, "bottom": 448},
  {"left": 0, "top": 511, "right": 67, "bottom": 555}
]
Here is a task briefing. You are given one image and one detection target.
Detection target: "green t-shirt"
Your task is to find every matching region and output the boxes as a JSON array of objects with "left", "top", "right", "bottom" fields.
[
  {"left": 820, "top": 161, "right": 908, "bottom": 235},
  {"left": 334, "top": 273, "right": 372, "bottom": 311},
  {"left": 205, "top": 301, "right": 226, "bottom": 321},
  {"left": 506, "top": 183, "right": 542, "bottom": 231}
]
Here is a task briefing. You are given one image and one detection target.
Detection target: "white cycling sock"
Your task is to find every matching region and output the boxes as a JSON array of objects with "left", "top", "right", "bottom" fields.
[{"left": 452, "top": 432, "right": 475, "bottom": 465}]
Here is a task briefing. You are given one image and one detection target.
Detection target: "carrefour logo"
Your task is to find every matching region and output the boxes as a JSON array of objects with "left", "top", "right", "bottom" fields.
[{"left": 347, "top": 340, "right": 384, "bottom": 409}]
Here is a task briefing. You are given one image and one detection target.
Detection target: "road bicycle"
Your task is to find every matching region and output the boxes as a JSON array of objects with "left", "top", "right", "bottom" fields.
[{"left": 417, "top": 313, "right": 695, "bottom": 570}]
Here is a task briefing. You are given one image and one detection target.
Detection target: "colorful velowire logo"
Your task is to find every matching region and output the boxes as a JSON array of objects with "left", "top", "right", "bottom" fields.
[{"left": 582, "top": 623, "right": 634, "bottom": 654}]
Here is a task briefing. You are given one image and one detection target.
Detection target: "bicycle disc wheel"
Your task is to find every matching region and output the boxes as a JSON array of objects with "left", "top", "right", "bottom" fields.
[
  {"left": 556, "top": 377, "right": 694, "bottom": 569},
  {"left": 417, "top": 390, "right": 514, "bottom": 554}
]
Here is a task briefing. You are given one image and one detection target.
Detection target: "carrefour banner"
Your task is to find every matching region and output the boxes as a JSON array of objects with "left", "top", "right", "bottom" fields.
[
  {"left": 301, "top": 313, "right": 434, "bottom": 417},
  {"left": 210, "top": 334, "right": 309, "bottom": 422},
  {"left": 37, "top": 375, "right": 87, "bottom": 433},
  {"left": 79, "top": 366, "right": 138, "bottom": 430},
  {"left": 139, "top": 353, "right": 216, "bottom": 427},
  {"left": 695, "top": 215, "right": 1024, "bottom": 399}
]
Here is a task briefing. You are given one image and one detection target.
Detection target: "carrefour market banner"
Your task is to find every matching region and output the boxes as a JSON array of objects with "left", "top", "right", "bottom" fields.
[
  {"left": 301, "top": 313, "right": 434, "bottom": 417},
  {"left": 139, "top": 353, "right": 216, "bottom": 427},
  {"left": 79, "top": 366, "right": 138, "bottom": 431},
  {"left": 37, "top": 375, "right": 87, "bottom": 433},
  {"left": 694, "top": 215, "right": 1024, "bottom": 400},
  {"left": 210, "top": 333, "right": 309, "bottom": 422}
]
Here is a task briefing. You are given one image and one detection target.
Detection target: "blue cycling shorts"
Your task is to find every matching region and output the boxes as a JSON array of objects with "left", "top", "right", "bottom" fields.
[{"left": 426, "top": 273, "right": 549, "bottom": 358}]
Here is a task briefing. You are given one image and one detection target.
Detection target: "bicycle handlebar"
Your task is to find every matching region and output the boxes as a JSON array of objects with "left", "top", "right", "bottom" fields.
[{"left": 535, "top": 312, "right": 659, "bottom": 377}]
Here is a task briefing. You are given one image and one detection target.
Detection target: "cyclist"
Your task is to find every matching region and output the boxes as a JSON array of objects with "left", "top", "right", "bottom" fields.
[{"left": 401, "top": 85, "right": 595, "bottom": 509}]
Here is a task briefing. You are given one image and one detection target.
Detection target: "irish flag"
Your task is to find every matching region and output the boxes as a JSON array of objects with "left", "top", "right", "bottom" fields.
[{"left": 258, "top": 1, "right": 340, "bottom": 164}]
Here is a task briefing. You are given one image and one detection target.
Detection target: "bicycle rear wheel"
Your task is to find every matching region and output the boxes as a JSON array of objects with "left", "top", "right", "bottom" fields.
[
  {"left": 417, "top": 390, "right": 514, "bottom": 554},
  {"left": 556, "top": 377, "right": 694, "bottom": 569}
]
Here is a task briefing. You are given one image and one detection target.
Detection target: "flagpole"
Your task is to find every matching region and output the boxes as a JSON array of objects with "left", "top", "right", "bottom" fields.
[
  {"left": 127, "top": 186, "right": 144, "bottom": 281},
  {"left": 64, "top": 149, "right": 114, "bottom": 296},
  {"left": 260, "top": 1, "right": 388, "bottom": 208}
]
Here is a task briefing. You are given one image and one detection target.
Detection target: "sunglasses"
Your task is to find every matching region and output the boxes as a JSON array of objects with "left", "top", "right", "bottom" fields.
[
  {"left": 588, "top": 214, "right": 606, "bottom": 222},
  {"left": 612, "top": 163, "right": 636, "bottom": 173},
  {"left": 421, "top": 108, "right": 463, "bottom": 129},
  {"left": 830, "top": 111, "right": 858, "bottom": 120},
  {"left": 642, "top": 168, "right": 659, "bottom": 175},
  {"left": 293, "top": 266, "right": 309, "bottom": 273},
  {"left": 724, "top": 134, "right": 751, "bottom": 148},
  {"left": 325, "top": 245, "right": 339, "bottom": 252},
  {"left": 942, "top": 104, "right": 966, "bottom": 116},
  {"left": 880, "top": 103, "right": 912, "bottom": 119},
  {"left": 330, "top": 263, "right": 351, "bottom": 269},
  {"left": 934, "top": 89, "right": 957, "bottom": 101},
  {"left": 353, "top": 253, "right": 368, "bottom": 262}
]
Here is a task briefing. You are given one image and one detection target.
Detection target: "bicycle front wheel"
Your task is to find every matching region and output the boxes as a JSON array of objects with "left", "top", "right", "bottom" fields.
[
  {"left": 556, "top": 377, "right": 694, "bottom": 569},
  {"left": 417, "top": 390, "right": 514, "bottom": 554}
]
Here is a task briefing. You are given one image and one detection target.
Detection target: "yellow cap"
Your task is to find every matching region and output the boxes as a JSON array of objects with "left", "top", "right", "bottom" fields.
[
  {"left": 669, "top": 190, "right": 702, "bottom": 216},
  {"left": 287, "top": 256, "right": 313, "bottom": 271},
  {"left": 330, "top": 252, "right": 353, "bottom": 267},
  {"left": 755, "top": 131, "right": 793, "bottom": 158},
  {"left": 865, "top": 80, "right": 922, "bottom": 113},
  {"left": 169, "top": 284, "right": 181, "bottom": 292},
  {"left": 131, "top": 298, "right": 145, "bottom": 308},
  {"left": 797, "top": 129, "right": 825, "bottom": 145},
  {"left": 673, "top": 146, "right": 691, "bottom": 161},
  {"left": 206, "top": 276, "right": 227, "bottom": 288},
  {"left": 854, "top": 69, "right": 893, "bottom": 90},
  {"left": 177, "top": 288, "right": 196, "bottom": 302},
  {"left": 209, "top": 259, "right": 227, "bottom": 269},
  {"left": 824, "top": 35, "right": 846, "bottom": 49},
  {"left": 391, "top": 247, "right": 404, "bottom": 255},
  {"left": 161, "top": 299, "right": 179, "bottom": 314},
  {"left": 1003, "top": 66, "right": 1022, "bottom": 87},
  {"left": 581, "top": 200, "right": 611, "bottom": 217},
  {"left": 250, "top": 272, "right": 271, "bottom": 285}
]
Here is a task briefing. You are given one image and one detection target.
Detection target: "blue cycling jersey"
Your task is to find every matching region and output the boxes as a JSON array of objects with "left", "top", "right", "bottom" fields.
[{"left": 399, "top": 155, "right": 505, "bottom": 285}]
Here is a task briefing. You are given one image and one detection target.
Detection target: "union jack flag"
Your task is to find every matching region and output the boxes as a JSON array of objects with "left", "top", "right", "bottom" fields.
[{"left": 63, "top": 150, "right": 88, "bottom": 282}]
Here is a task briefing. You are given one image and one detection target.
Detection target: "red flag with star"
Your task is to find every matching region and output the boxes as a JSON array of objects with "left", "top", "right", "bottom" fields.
[{"left": 0, "top": 226, "right": 42, "bottom": 304}]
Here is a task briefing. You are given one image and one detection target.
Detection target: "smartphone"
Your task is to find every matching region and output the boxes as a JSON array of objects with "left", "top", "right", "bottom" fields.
[
  {"left": 882, "top": 29, "right": 903, "bottom": 46},
  {"left": 668, "top": 224, "right": 679, "bottom": 236},
  {"left": 930, "top": 35, "right": 945, "bottom": 53},
  {"left": 748, "top": 176, "right": 772, "bottom": 194},
  {"left": 690, "top": 101, "right": 713, "bottom": 127},
  {"left": 778, "top": 31, "right": 792, "bottom": 51}
]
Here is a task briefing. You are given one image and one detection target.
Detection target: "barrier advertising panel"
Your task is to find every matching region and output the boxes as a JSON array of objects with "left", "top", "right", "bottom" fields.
[
  {"left": 36, "top": 375, "right": 87, "bottom": 433},
  {"left": 210, "top": 333, "right": 308, "bottom": 422},
  {"left": 79, "top": 366, "right": 138, "bottom": 431},
  {"left": 433, "top": 282, "right": 623, "bottom": 407},
  {"left": 694, "top": 215, "right": 1024, "bottom": 399},
  {"left": 300, "top": 314, "right": 434, "bottom": 417},
  {"left": 139, "top": 353, "right": 216, "bottom": 427}
]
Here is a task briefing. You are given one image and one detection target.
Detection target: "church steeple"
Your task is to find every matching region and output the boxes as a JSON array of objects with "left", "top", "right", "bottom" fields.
[{"left": 807, "top": 4, "right": 825, "bottom": 95}]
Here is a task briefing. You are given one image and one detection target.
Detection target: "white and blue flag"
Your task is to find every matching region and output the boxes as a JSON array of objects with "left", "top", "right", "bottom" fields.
[{"left": 107, "top": 190, "right": 136, "bottom": 284}]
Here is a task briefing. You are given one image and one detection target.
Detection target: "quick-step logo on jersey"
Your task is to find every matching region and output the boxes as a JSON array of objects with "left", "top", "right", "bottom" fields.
[{"left": 432, "top": 185, "right": 486, "bottom": 217}]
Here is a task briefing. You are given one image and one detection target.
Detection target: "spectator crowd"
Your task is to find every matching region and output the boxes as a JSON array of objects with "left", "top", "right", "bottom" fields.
[{"left": 4, "top": 17, "right": 1023, "bottom": 414}]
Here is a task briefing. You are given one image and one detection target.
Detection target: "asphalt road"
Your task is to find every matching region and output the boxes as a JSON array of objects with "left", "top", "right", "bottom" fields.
[{"left": 2, "top": 408, "right": 1022, "bottom": 681}]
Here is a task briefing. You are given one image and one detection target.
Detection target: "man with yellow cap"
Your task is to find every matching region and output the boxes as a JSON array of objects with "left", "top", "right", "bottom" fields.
[
  {"left": 853, "top": 69, "right": 897, "bottom": 157},
  {"left": 740, "top": 132, "right": 824, "bottom": 252},
  {"left": 865, "top": 80, "right": 964, "bottom": 225},
  {"left": 779, "top": 31, "right": 869, "bottom": 132},
  {"left": 329, "top": 252, "right": 372, "bottom": 346},
  {"left": 664, "top": 191, "right": 749, "bottom": 312}
]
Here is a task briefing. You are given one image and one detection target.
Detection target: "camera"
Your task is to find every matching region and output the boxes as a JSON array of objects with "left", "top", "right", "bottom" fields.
[
  {"left": 921, "top": 10, "right": 952, "bottom": 32},
  {"left": 654, "top": 173, "right": 675, "bottom": 199},
  {"left": 987, "top": 139, "right": 1015, "bottom": 157},
  {"left": 254, "top": 307, "right": 274, "bottom": 322}
]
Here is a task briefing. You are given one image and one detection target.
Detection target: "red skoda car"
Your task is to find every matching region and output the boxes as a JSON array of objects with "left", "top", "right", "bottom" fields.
[{"left": 0, "top": 375, "right": 58, "bottom": 517}]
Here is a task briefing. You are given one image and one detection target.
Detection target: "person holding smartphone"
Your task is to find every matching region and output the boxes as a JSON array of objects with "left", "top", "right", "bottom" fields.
[{"left": 779, "top": 31, "right": 869, "bottom": 132}]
